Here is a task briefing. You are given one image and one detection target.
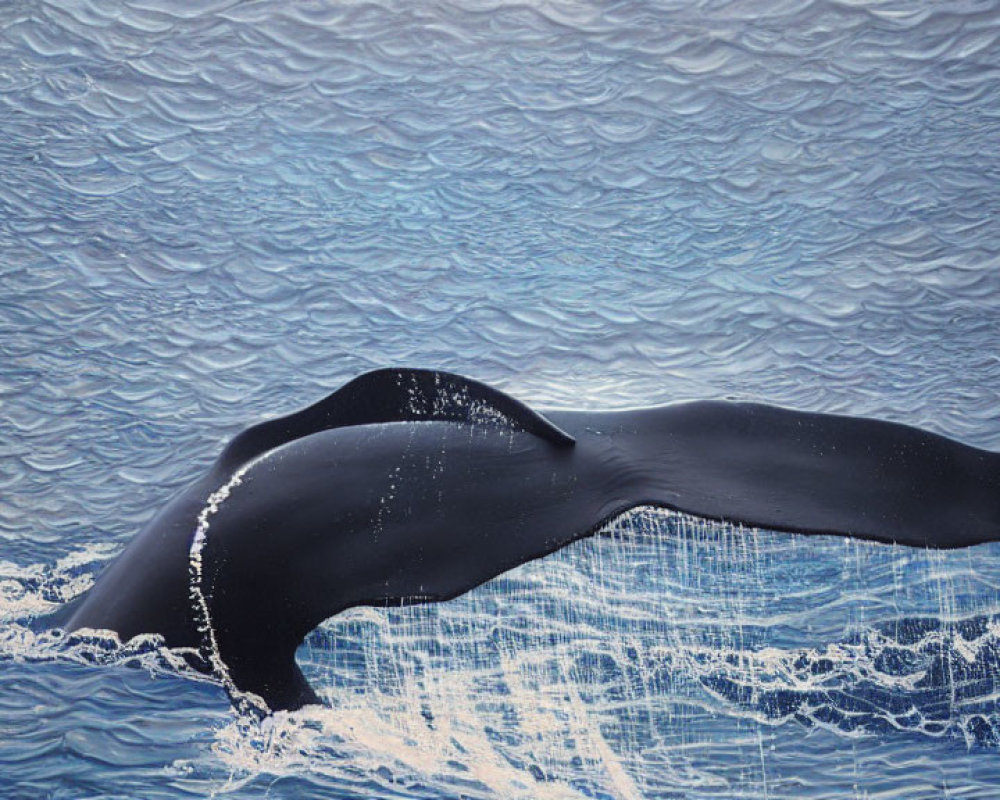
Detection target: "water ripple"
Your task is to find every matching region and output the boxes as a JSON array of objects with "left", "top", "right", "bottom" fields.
[{"left": 3, "top": 0, "right": 1000, "bottom": 796}]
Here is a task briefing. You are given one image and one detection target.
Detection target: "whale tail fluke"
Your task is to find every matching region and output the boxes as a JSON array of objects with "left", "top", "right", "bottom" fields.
[{"left": 56, "top": 372, "right": 1000, "bottom": 714}]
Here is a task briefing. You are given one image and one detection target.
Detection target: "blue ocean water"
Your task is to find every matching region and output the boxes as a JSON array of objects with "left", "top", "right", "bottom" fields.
[{"left": 2, "top": 0, "right": 1000, "bottom": 797}]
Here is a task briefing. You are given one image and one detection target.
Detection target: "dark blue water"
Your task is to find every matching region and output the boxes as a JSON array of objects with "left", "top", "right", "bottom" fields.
[{"left": 2, "top": 0, "right": 1000, "bottom": 797}]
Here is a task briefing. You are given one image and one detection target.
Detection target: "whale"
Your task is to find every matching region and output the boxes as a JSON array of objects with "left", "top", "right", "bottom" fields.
[{"left": 60, "top": 368, "right": 1000, "bottom": 712}]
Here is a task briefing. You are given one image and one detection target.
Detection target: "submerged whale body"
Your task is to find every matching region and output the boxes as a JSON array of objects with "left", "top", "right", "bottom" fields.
[{"left": 62, "top": 369, "right": 1000, "bottom": 711}]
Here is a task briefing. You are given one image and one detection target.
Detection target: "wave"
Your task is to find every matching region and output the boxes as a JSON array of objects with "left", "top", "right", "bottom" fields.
[{"left": 4, "top": 508, "right": 1000, "bottom": 795}]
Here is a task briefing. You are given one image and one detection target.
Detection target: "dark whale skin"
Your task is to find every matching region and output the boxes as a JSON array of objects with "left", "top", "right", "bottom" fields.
[{"left": 63, "top": 370, "right": 1000, "bottom": 711}]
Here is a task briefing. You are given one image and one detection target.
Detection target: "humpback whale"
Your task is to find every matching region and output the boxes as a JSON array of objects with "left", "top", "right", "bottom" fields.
[{"left": 61, "top": 368, "right": 1000, "bottom": 712}]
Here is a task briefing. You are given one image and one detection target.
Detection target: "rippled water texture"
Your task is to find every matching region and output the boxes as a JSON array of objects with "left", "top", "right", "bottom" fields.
[{"left": 2, "top": 0, "right": 1000, "bottom": 797}]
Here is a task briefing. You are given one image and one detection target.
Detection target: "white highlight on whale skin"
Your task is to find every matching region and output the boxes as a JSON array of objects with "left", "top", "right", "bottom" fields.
[{"left": 188, "top": 455, "right": 272, "bottom": 717}]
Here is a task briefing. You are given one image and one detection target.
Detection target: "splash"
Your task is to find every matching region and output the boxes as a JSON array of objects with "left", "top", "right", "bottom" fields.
[
  {"left": 0, "top": 543, "right": 118, "bottom": 623},
  {"left": 293, "top": 510, "right": 1000, "bottom": 793},
  {"left": 0, "top": 544, "right": 213, "bottom": 690},
  {"left": 4, "top": 505, "right": 999, "bottom": 797},
  {"left": 199, "top": 509, "right": 1000, "bottom": 797}
]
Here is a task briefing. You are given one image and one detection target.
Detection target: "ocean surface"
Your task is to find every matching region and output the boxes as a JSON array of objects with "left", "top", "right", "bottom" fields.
[{"left": 2, "top": 0, "right": 1000, "bottom": 797}]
